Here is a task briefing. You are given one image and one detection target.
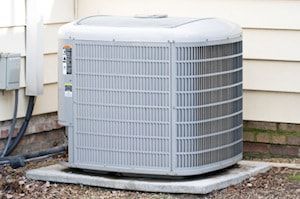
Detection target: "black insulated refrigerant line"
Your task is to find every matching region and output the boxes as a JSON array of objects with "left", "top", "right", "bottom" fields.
[
  {"left": 0, "top": 95, "right": 34, "bottom": 157},
  {"left": 0, "top": 96, "right": 67, "bottom": 168},
  {"left": 0, "top": 145, "right": 67, "bottom": 168},
  {"left": 0, "top": 89, "right": 19, "bottom": 157},
  {"left": 4, "top": 96, "right": 35, "bottom": 155}
]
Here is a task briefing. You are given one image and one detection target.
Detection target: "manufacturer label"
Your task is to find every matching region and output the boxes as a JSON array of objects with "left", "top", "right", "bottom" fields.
[
  {"left": 64, "top": 83, "right": 72, "bottom": 97},
  {"left": 62, "top": 45, "right": 72, "bottom": 75}
]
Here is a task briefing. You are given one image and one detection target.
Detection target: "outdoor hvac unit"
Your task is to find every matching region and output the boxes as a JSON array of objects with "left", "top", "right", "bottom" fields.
[{"left": 58, "top": 15, "right": 243, "bottom": 176}]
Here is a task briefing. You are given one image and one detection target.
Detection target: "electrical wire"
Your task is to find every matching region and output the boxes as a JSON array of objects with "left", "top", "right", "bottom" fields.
[{"left": 0, "top": 89, "right": 19, "bottom": 157}]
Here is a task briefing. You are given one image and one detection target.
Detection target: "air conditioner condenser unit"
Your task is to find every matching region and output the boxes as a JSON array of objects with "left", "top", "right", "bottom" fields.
[{"left": 58, "top": 15, "right": 243, "bottom": 177}]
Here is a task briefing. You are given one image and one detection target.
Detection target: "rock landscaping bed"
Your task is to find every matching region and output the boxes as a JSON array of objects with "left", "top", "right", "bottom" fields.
[{"left": 0, "top": 153, "right": 299, "bottom": 199}]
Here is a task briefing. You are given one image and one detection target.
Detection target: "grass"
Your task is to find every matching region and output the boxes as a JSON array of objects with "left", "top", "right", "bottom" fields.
[
  {"left": 243, "top": 127, "right": 300, "bottom": 137},
  {"left": 288, "top": 173, "right": 300, "bottom": 182}
]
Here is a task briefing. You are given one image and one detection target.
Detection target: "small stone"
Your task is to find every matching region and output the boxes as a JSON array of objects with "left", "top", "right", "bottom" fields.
[
  {"left": 247, "top": 183, "right": 253, "bottom": 187},
  {"left": 6, "top": 194, "right": 13, "bottom": 199},
  {"left": 25, "top": 183, "right": 34, "bottom": 191},
  {"left": 19, "top": 180, "right": 25, "bottom": 185},
  {"left": 45, "top": 181, "right": 51, "bottom": 187},
  {"left": 249, "top": 177, "right": 256, "bottom": 181},
  {"left": 25, "top": 184, "right": 31, "bottom": 190}
]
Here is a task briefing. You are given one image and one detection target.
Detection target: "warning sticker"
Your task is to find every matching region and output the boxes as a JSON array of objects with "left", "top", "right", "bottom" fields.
[
  {"left": 62, "top": 45, "right": 72, "bottom": 75},
  {"left": 62, "top": 62, "right": 67, "bottom": 75},
  {"left": 64, "top": 83, "right": 72, "bottom": 97}
]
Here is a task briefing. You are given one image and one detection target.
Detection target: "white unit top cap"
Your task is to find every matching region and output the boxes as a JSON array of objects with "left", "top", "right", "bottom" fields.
[
  {"left": 59, "top": 15, "right": 242, "bottom": 43},
  {"left": 76, "top": 15, "right": 204, "bottom": 28}
]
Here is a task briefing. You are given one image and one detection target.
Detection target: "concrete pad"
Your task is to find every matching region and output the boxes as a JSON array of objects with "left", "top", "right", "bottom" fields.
[{"left": 26, "top": 162, "right": 270, "bottom": 194}]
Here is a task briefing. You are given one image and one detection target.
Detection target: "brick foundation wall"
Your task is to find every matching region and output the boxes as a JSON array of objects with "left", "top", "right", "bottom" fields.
[
  {"left": 243, "top": 121, "right": 300, "bottom": 157},
  {"left": 0, "top": 113, "right": 299, "bottom": 158},
  {"left": 0, "top": 112, "right": 66, "bottom": 155}
]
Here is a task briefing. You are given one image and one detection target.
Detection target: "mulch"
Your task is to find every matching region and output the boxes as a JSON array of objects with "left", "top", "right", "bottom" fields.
[{"left": 0, "top": 153, "right": 299, "bottom": 199}]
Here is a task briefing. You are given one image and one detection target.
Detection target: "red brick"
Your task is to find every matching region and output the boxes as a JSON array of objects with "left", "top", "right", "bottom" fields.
[
  {"left": 278, "top": 123, "right": 300, "bottom": 132},
  {"left": 10, "top": 129, "right": 66, "bottom": 155},
  {"left": 0, "top": 112, "right": 66, "bottom": 155},
  {"left": 244, "top": 121, "right": 277, "bottom": 131},
  {"left": 243, "top": 131, "right": 255, "bottom": 142},
  {"left": 0, "top": 128, "right": 20, "bottom": 139},
  {"left": 256, "top": 133, "right": 270, "bottom": 143},
  {"left": 287, "top": 136, "right": 300, "bottom": 146},
  {"left": 34, "top": 123, "right": 47, "bottom": 133},
  {"left": 52, "top": 120, "right": 63, "bottom": 129},
  {"left": 269, "top": 145, "right": 299, "bottom": 157},
  {"left": 0, "top": 129, "right": 8, "bottom": 138},
  {"left": 243, "top": 142, "right": 269, "bottom": 154},
  {"left": 272, "top": 135, "right": 286, "bottom": 145}
]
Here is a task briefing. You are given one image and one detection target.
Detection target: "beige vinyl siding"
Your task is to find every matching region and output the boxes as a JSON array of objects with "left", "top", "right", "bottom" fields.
[
  {"left": 243, "top": 29, "right": 300, "bottom": 61},
  {"left": 77, "top": 0, "right": 300, "bottom": 123},
  {"left": 77, "top": 0, "right": 300, "bottom": 30},
  {"left": 244, "top": 60, "right": 300, "bottom": 93},
  {"left": 43, "top": 54, "right": 59, "bottom": 84},
  {"left": 0, "top": 84, "right": 58, "bottom": 121},
  {"left": 44, "top": 24, "right": 65, "bottom": 54},
  {"left": 0, "top": 0, "right": 26, "bottom": 27},
  {"left": 19, "top": 54, "right": 58, "bottom": 87},
  {"left": 0, "top": 27, "right": 25, "bottom": 55},
  {"left": 244, "top": 91, "right": 300, "bottom": 124},
  {"left": 39, "top": 0, "right": 75, "bottom": 24},
  {"left": 0, "top": 0, "right": 74, "bottom": 121}
]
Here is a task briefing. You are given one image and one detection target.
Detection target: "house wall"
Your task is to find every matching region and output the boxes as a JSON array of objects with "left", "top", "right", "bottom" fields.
[
  {"left": 0, "top": 0, "right": 74, "bottom": 154},
  {"left": 0, "top": 0, "right": 75, "bottom": 121},
  {"left": 76, "top": 0, "right": 300, "bottom": 124},
  {"left": 0, "top": 0, "right": 299, "bottom": 156},
  {"left": 1, "top": 0, "right": 299, "bottom": 124}
]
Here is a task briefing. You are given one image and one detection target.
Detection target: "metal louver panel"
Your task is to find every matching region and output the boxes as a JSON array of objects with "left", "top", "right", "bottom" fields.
[
  {"left": 73, "top": 41, "right": 172, "bottom": 171},
  {"left": 175, "top": 41, "right": 243, "bottom": 169},
  {"left": 69, "top": 39, "right": 243, "bottom": 176}
]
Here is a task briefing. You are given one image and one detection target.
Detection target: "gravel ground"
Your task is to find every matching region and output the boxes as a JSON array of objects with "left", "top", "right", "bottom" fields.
[{"left": 0, "top": 153, "right": 299, "bottom": 199}]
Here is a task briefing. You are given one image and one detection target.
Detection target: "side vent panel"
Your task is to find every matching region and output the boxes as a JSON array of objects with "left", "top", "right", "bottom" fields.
[{"left": 175, "top": 41, "right": 243, "bottom": 169}]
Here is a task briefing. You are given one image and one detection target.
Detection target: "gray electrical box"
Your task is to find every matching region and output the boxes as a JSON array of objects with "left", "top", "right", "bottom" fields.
[{"left": 0, "top": 53, "right": 21, "bottom": 90}]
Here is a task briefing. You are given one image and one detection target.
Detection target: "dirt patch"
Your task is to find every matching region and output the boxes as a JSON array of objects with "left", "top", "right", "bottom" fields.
[{"left": 0, "top": 154, "right": 299, "bottom": 199}]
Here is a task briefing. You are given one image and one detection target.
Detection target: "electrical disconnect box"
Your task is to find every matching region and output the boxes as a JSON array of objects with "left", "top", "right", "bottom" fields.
[{"left": 0, "top": 53, "right": 21, "bottom": 90}]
